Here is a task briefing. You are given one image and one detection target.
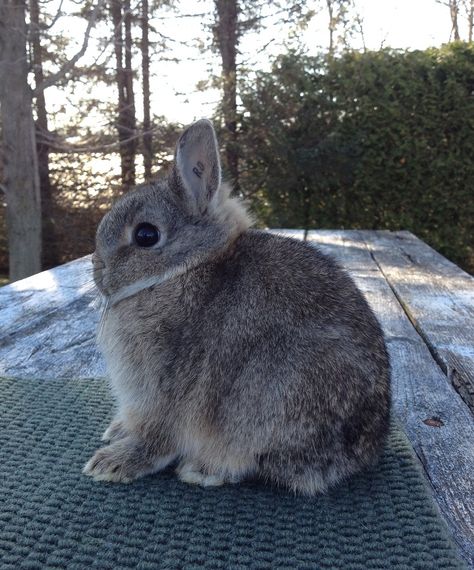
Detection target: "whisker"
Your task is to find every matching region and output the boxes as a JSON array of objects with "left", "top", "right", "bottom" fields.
[
  {"left": 97, "top": 295, "right": 110, "bottom": 340},
  {"left": 81, "top": 281, "right": 99, "bottom": 295},
  {"left": 91, "top": 292, "right": 103, "bottom": 310}
]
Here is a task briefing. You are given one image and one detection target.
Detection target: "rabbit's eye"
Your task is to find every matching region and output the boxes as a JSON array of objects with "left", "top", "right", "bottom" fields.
[{"left": 134, "top": 223, "right": 160, "bottom": 247}]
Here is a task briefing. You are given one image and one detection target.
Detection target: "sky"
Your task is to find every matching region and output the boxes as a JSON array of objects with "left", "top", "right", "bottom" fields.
[
  {"left": 331, "top": 0, "right": 450, "bottom": 51},
  {"left": 149, "top": 0, "right": 453, "bottom": 124},
  {"left": 46, "top": 0, "right": 455, "bottom": 131}
]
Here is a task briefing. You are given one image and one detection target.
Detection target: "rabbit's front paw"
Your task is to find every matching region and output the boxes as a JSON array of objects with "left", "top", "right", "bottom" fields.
[
  {"left": 83, "top": 438, "right": 149, "bottom": 483},
  {"left": 101, "top": 419, "right": 127, "bottom": 443}
]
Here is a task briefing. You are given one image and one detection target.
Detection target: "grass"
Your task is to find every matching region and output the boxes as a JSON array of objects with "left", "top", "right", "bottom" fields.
[{"left": 0, "top": 275, "right": 9, "bottom": 287}]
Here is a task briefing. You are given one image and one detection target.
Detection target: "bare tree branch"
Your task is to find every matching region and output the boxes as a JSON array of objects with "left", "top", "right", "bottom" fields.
[
  {"left": 152, "top": 12, "right": 209, "bottom": 20},
  {"left": 45, "top": 0, "right": 64, "bottom": 31},
  {"left": 352, "top": 1, "right": 366, "bottom": 51},
  {"left": 77, "top": 0, "right": 141, "bottom": 74},
  {"left": 47, "top": 124, "right": 169, "bottom": 154},
  {"left": 33, "top": 0, "right": 105, "bottom": 95}
]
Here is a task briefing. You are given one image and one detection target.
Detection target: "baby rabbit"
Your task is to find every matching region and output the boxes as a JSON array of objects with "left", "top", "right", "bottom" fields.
[{"left": 83, "top": 119, "right": 391, "bottom": 494}]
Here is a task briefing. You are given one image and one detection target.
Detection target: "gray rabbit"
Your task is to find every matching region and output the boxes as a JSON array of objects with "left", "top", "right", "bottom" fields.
[{"left": 84, "top": 119, "right": 391, "bottom": 494}]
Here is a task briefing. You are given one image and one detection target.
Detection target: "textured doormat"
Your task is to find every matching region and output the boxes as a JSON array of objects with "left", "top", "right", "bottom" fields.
[{"left": 0, "top": 377, "right": 465, "bottom": 570}]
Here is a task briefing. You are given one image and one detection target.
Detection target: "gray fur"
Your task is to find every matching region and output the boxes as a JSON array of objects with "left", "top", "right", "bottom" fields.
[{"left": 84, "top": 119, "right": 391, "bottom": 494}]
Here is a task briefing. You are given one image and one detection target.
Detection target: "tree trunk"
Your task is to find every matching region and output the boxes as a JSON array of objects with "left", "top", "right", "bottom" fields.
[
  {"left": 450, "top": 0, "right": 461, "bottom": 40},
  {"left": 30, "top": 0, "right": 58, "bottom": 268},
  {"left": 326, "top": 0, "right": 335, "bottom": 55},
  {"left": 214, "top": 0, "right": 239, "bottom": 193},
  {"left": 110, "top": 0, "right": 136, "bottom": 191},
  {"left": 467, "top": 0, "right": 474, "bottom": 41},
  {"left": 141, "top": 0, "right": 152, "bottom": 181},
  {"left": 0, "top": 0, "right": 42, "bottom": 281}
]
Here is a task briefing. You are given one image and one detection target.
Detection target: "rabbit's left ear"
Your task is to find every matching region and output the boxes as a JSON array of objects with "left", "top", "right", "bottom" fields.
[{"left": 173, "top": 119, "right": 221, "bottom": 213}]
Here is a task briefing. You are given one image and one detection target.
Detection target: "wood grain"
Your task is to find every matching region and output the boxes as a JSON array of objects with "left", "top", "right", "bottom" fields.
[
  {"left": 0, "top": 255, "right": 105, "bottom": 378},
  {"left": 362, "top": 230, "right": 474, "bottom": 412}
]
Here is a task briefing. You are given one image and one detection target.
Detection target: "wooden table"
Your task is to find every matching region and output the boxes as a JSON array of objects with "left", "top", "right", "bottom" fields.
[{"left": 1, "top": 230, "right": 473, "bottom": 568}]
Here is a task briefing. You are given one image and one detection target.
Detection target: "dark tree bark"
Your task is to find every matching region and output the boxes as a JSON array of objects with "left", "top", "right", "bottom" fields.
[
  {"left": 30, "top": 0, "right": 58, "bottom": 268},
  {"left": 141, "top": 0, "right": 152, "bottom": 181},
  {"left": 110, "top": 0, "right": 137, "bottom": 191},
  {"left": 214, "top": 0, "right": 239, "bottom": 193},
  {"left": 0, "top": 0, "right": 42, "bottom": 280}
]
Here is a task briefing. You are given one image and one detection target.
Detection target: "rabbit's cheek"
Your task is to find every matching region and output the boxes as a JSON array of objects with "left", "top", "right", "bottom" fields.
[{"left": 96, "top": 267, "right": 116, "bottom": 297}]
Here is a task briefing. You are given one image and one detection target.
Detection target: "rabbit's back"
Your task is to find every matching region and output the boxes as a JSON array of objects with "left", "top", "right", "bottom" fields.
[{"left": 149, "top": 230, "right": 391, "bottom": 492}]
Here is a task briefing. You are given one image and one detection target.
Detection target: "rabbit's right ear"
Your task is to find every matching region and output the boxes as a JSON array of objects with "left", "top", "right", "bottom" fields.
[{"left": 171, "top": 119, "right": 222, "bottom": 214}]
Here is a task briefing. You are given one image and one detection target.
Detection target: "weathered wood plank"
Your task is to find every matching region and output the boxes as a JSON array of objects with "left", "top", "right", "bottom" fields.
[
  {"left": 0, "top": 256, "right": 105, "bottom": 378},
  {"left": 361, "top": 230, "right": 474, "bottom": 412},
  {"left": 0, "top": 255, "right": 94, "bottom": 330}
]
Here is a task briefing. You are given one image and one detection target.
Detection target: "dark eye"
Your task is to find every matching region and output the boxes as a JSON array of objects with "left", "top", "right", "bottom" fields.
[{"left": 134, "top": 223, "right": 160, "bottom": 247}]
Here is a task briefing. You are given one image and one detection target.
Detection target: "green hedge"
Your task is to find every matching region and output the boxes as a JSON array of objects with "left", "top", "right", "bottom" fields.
[{"left": 239, "top": 44, "right": 474, "bottom": 273}]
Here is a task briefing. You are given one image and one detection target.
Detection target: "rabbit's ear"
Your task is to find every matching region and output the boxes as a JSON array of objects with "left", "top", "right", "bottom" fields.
[{"left": 173, "top": 119, "right": 222, "bottom": 213}]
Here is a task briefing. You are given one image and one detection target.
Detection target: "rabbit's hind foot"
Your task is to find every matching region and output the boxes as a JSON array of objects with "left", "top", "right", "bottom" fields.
[{"left": 176, "top": 461, "right": 225, "bottom": 487}]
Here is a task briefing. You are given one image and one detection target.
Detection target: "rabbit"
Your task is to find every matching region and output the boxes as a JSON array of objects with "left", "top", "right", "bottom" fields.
[{"left": 83, "top": 118, "right": 391, "bottom": 494}]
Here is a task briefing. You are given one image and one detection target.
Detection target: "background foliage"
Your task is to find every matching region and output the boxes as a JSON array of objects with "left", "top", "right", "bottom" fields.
[{"left": 238, "top": 43, "right": 474, "bottom": 272}]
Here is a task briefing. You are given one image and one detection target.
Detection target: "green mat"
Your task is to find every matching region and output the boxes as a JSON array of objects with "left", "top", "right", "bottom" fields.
[{"left": 0, "top": 377, "right": 465, "bottom": 570}]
